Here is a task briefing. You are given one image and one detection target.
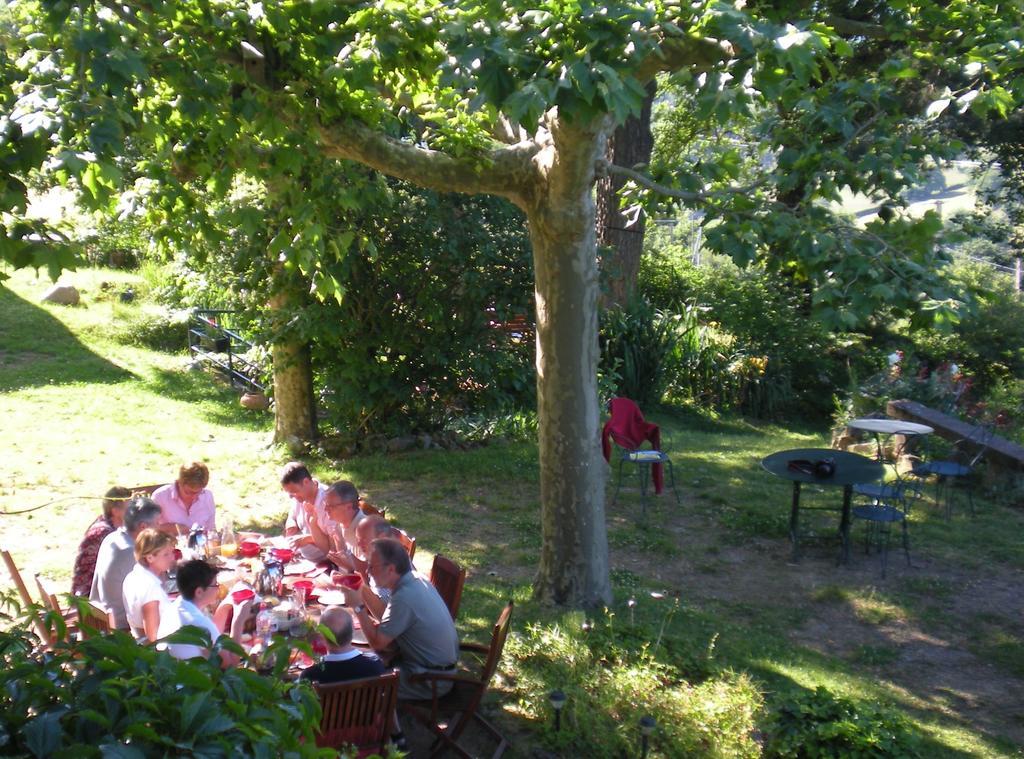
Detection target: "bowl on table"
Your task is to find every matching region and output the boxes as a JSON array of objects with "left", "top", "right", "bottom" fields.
[
  {"left": 335, "top": 573, "right": 363, "bottom": 591},
  {"left": 271, "top": 547, "right": 295, "bottom": 563},
  {"left": 239, "top": 540, "right": 262, "bottom": 558}
]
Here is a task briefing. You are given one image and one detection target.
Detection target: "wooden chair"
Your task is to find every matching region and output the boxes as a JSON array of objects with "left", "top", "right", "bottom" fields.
[
  {"left": 128, "top": 484, "right": 163, "bottom": 498},
  {"left": 394, "top": 528, "right": 416, "bottom": 560},
  {"left": 314, "top": 670, "right": 399, "bottom": 755},
  {"left": 429, "top": 554, "right": 467, "bottom": 620},
  {"left": 35, "top": 573, "right": 80, "bottom": 636},
  {"left": 402, "top": 601, "right": 514, "bottom": 758},
  {"left": 77, "top": 600, "right": 116, "bottom": 638},
  {"left": 358, "top": 499, "right": 387, "bottom": 518},
  {"left": 1, "top": 548, "right": 50, "bottom": 642}
]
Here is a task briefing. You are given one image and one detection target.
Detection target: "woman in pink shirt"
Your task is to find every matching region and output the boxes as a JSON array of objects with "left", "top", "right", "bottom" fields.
[{"left": 153, "top": 461, "right": 216, "bottom": 535}]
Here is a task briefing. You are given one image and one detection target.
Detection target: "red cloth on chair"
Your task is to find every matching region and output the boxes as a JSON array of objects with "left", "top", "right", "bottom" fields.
[{"left": 601, "top": 398, "right": 664, "bottom": 494}]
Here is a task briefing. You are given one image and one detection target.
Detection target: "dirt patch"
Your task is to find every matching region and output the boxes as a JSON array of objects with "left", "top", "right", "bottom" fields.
[{"left": 604, "top": 492, "right": 1024, "bottom": 749}]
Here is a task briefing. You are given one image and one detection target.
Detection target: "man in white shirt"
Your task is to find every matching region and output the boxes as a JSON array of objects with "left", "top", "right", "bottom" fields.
[
  {"left": 90, "top": 497, "right": 163, "bottom": 629},
  {"left": 281, "top": 462, "right": 336, "bottom": 561},
  {"left": 323, "top": 481, "right": 364, "bottom": 571}
]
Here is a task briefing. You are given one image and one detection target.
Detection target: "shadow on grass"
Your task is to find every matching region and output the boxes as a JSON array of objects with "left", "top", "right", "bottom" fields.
[
  {"left": 0, "top": 287, "right": 133, "bottom": 391},
  {"left": 142, "top": 366, "right": 270, "bottom": 431}
]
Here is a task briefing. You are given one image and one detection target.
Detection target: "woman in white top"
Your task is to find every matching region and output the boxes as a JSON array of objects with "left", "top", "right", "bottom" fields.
[{"left": 122, "top": 528, "right": 177, "bottom": 642}]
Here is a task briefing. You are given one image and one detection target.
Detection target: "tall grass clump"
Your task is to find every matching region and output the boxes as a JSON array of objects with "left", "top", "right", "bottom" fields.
[{"left": 504, "top": 610, "right": 762, "bottom": 757}]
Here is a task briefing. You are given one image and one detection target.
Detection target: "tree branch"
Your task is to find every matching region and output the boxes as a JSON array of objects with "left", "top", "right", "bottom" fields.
[
  {"left": 598, "top": 160, "right": 765, "bottom": 202},
  {"left": 318, "top": 121, "right": 538, "bottom": 208},
  {"left": 637, "top": 32, "right": 734, "bottom": 81}
]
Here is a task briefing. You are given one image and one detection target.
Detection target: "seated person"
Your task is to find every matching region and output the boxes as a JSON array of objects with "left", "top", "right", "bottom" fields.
[
  {"left": 91, "top": 497, "right": 163, "bottom": 629},
  {"left": 300, "top": 606, "right": 385, "bottom": 684},
  {"left": 340, "top": 538, "right": 459, "bottom": 700},
  {"left": 340, "top": 515, "right": 415, "bottom": 619},
  {"left": 322, "top": 481, "right": 364, "bottom": 571},
  {"left": 153, "top": 461, "right": 216, "bottom": 535},
  {"left": 160, "top": 559, "right": 254, "bottom": 666},
  {"left": 72, "top": 485, "right": 131, "bottom": 596},
  {"left": 281, "top": 462, "right": 335, "bottom": 561},
  {"left": 122, "top": 528, "right": 177, "bottom": 642}
]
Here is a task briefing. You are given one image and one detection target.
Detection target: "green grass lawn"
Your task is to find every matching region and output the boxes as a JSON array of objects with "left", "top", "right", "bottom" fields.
[{"left": 2, "top": 265, "right": 1023, "bottom": 757}]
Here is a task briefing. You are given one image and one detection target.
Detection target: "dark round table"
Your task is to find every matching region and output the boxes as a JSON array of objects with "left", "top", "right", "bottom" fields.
[{"left": 761, "top": 448, "right": 884, "bottom": 563}]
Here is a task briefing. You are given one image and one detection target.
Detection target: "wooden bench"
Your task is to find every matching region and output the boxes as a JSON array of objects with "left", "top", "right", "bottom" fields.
[{"left": 887, "top": 399, "right": 1024, "bottom": 477}]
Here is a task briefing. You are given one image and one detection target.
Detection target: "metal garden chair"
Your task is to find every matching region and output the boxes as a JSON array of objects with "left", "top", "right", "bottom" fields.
[
  {"left": 911, "top": 422, "right": 995, "bottom": 518},
  {"left": 852, "top": 432, "right": 924, "bottom": 577}
]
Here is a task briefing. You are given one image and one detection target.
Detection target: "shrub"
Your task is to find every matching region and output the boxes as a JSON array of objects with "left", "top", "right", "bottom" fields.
[
  {"left": 639, "top": 248, "right": 845, "bottom": 420},
  {"left": 764, "top": 686, "right": 922, "bottom": 758},
  {"left": 0, "top": 603, "right": 332, "bottom": 758},
  {"left": 600, "top": 298, "right": 686, "bottom": 410},
  {"left": 109, "top": 304, "right": 190, "bottom": 352}
]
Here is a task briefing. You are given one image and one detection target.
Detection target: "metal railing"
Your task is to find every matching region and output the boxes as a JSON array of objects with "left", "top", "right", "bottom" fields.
[{"left": 187, "top": 310, "right": 266, "bottom": 393}]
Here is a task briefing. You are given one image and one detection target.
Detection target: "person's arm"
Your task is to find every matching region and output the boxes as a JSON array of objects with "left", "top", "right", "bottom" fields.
[
  {"left": 141, "top": 600, "right": 161, "bottom": 643},
  {"left": 360, "top": 579, "right": 387, "bottom": 619},
  {"left": 352, "top": 604, "right": 394, "bottom": 651},
  {"left": 341, "top": 585, "right": 396, "bottom": 651},
  {"left": 306, "top": 503, "right": 332, "bottom": 554}
]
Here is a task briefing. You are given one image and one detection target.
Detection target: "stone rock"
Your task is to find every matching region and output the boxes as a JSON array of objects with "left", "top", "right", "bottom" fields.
[
  {"left": 418, "top": 433, "right": 432, "bottom": 449},
  {"left": 386, "top": 435, "right": 417, "bottom": 453},
  {"left": 40, "top": 284, "right": 80, "bottom": 305}
]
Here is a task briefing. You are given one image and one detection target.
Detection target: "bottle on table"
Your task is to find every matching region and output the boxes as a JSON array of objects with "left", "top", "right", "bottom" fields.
[
  {"left": 221, "top": 519, "right": 238, "bottom": 559},
  {"left": 255, "top": 602, "right": 274, "bottom": 649}
]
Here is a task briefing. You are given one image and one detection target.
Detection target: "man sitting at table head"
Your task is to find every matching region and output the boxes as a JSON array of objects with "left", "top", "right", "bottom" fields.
[
  {"left": 300, "top": 606, "right": 386, "bottom": 684},
  {"left": 281, "top": 462, "right": 336, "bottom": 561},
  {"left": 342, "top": 538, "right": 459, "bottom": 700},
  {"left": 323, "top": 481, "right": 364, "bottom": 571},
  {"left": 90, "top": 496, "right": 163, "bottom": 629}
]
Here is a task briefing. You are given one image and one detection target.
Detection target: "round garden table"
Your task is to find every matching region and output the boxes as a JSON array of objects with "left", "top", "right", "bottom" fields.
[{"left": 761, "top": 448, "right": 884, "bottom": 564}]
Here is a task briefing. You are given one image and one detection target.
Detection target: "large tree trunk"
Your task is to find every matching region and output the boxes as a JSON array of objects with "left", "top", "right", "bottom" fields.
[
  {"left": 269, "top": 271, "right": 317, "bottom": 445},
  {"left": 596, "top": 83, "right": 656, "bottom": 308},
  {"left": 529, "top": 116, "right": 612, "bottom": 607}
]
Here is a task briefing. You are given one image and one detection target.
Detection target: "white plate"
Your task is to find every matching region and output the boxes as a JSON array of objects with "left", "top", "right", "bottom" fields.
[
  {"left": 284, "top": 559, "right": 318, "bottom": 575},
  {"left": 314, "top": 590, "right": 349, "bottom": 606}
]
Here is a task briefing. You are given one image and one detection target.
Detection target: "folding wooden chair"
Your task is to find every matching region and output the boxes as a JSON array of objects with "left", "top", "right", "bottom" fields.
[
  {"left": 394, "top": 528, "right": 416, "bottom": 560},
  {"left": 35, "top": 573, "right": 80, "bottom": 638},
  {"left": 402, "top": 601, "right": 514, "bottom": 758},
  {"left": 77, "top": 600, "right": 116, "bottom": 638},
  {"left": 1, "top": 548, "right": 51, "bottom": 643},
  {"left": 358, "top": 499, "right": 387, "bottom": 518},
  {"left": 314, "top": 670, "right": 399, "bottom": 755},
  {"left": 128, "top": 484, "right": 163, "bottom": 498},
  {"left": 429, "top": 554, "right": 467, "bottom": 621}
]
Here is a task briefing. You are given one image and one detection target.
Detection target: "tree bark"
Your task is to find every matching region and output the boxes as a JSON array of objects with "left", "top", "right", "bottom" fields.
[
  {"left": 269, "top": 271, "right": 317, "bottom": 445},
  {"left": 527, "top": 115, "right": 613, "bottom": 607},
  {"left": 597, "top": 83, "right": 656, "bottom": 308}
]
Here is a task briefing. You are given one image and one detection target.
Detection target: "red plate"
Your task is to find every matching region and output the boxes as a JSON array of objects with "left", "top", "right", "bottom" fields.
[{"left": 232, "top": 588, "right": 255, "bottom": 604}]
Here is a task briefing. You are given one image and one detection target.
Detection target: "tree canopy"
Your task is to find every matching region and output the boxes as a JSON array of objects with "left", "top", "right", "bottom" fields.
[{"left": 1, "top": 0, "right": 1021, "bottom": 605}]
